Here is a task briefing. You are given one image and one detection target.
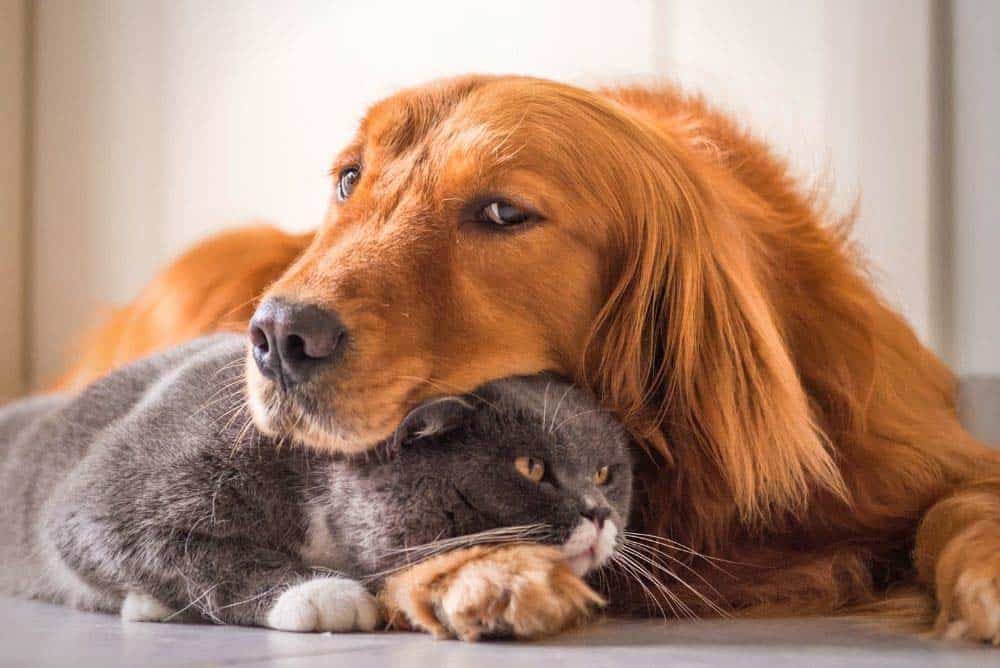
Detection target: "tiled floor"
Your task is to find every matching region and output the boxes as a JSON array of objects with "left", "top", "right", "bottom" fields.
[{"left": 2, "top": 596, "right": 996, "bottom": 668}]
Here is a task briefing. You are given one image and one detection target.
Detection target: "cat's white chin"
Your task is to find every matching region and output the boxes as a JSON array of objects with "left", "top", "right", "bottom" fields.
[
  {"left": 562, "top": 519, "right": 618, "bottom": 576},
  {"left": 565, "top": 551, "right": 596, "bottom": 577}
]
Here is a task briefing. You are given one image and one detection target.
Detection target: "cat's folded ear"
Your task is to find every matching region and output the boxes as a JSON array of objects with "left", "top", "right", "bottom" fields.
[{"left": 391, "top": 396, "right": 474, "bottom": 449}]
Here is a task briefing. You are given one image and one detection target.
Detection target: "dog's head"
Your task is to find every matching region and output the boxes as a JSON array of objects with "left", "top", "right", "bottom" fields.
[
  {"left": 245, "top": 75, "right": 846, "bottom": 528},
  {"left": 246, "top": 76, "right": 626, "bottom": 452}
]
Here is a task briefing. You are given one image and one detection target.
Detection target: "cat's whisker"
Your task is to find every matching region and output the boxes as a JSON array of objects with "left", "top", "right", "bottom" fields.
[
  {"left": 622, "top": 539, "right": 729, "bottom": 609},
  {"left": 609, "top": 553, "right": 660, "bottom": 616},
  {"left": 614, "top": 551, "right": 679, "bottom": 620},
  {"left": 622, "top": 531, "right": 716, "bottom": 556},
  {"left": 623, "top": 555, "right": 698, "bottom": 619},
  {"left": 548, "top": 384, "right": 574, "bottom": 433},
  {"left": 619, "top": 542, "right": 730, "bottom": 618},
  {"left": 621, "top": 539, "right": 740, "bottom": 586},
  {"left": 215, "top": 582, "right": 283, "bottom": 612},
  {"left": 610, "top": 551, "right": 674, "bottom": 620},
  {"left": 617, "top": 549, "right": 698, "bottom": 620},
  {"left": 164, "top": 582, "right": 221, "bottom": 623},
  {"left": 380, "top": 524, "right": 550, "bottom": 556},
  {"left": 414, "top": 523, "right": 548, "bottom": 542},
  {"left": 363, "top": 525, "right": 553, "bottom": 583},
  {"left": 542, "top": 380, "right": 552, "bottom": 434},
  {"left": 624, "top": 531, "right": 744, "bottom": 571},
  {"left": 593, "top": 560, "right": 615, "bottom": 605},
  {"left": 362, "top": 539, "right": 545, "bottom": 583},
  {"left": 550, "top": 408, "right": 614, "bottom": 434},
  {"left": 378, "top": 537, "right": 525, "bottom": 562}
]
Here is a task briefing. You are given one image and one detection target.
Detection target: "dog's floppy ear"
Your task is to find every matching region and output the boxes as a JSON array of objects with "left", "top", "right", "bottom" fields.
[
  {"left": 391, "top": 396, "right": 474, "bottom": 448},
  {"left": 581, "top": 121, "right": 849, "bottom": 529}
]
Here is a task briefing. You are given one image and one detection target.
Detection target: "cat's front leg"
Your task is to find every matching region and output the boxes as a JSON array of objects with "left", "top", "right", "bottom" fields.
[
  {"left": 51, "top": 510, "right": 380, "bottom": 632},
  {"left": 380, "top": 544, "right": 603, "bottom": 641},
  {"left": 265, "top": 576, "right": 381, "bottom": 632},
  {"left": 122, "top": 573, "right": 381, "bottom": 632},
  {"left": 120, "top": 591, "right": 175, "bottom": 622}
]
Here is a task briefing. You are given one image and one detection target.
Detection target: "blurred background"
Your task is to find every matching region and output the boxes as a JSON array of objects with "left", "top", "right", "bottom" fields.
[{"left": 0, "top": 0, "right": 997, "bottom": 399}]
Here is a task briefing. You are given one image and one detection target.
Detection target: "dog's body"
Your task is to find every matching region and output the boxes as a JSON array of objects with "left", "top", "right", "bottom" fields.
[{"left": 56, "top": 77, "right": 1000, "bottom": 642}]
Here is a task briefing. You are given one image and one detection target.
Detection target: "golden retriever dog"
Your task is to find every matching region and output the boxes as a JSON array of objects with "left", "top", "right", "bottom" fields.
[{"left": 58, "top": 76, "right": 1000, "bottom": 643}]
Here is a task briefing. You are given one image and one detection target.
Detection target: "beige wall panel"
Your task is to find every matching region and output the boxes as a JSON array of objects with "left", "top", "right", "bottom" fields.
[{"left": 0, "top": 0, "right": 26, "bottom": 400}]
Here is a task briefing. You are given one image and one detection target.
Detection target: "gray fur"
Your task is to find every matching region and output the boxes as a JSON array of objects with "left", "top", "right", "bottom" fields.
[{"left": 0, "top": 334, "right": 631, "bottom": 627}]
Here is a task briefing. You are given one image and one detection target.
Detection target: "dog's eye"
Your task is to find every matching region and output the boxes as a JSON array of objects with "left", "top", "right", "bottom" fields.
[
  {"left": 480, "top": 201, "right": 530, "bottom": 226},
  {"left": 337, "top": 166, "right": 361, "bottom": 201},
  {"left": 514, "top": 456, "right": 545, "bottom": 484}
]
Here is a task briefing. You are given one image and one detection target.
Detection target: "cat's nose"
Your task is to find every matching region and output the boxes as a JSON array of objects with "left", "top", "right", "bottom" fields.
[
  {"left": 581, "top": 506, "right": 611, "bottom": 529},
  {"left": 249, "top": 297, "right": 347, "bottom": 389}
]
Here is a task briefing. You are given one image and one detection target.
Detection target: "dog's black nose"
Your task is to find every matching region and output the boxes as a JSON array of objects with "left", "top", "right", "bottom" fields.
[
  {"left": 581, "top": 506, "right": 611, "bottom": 529},
  {"left": 249, "top": 298, "right": 346, "bottom": 389}
]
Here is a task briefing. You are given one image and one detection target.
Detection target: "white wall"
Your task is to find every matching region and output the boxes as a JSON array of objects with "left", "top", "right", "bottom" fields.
[
  {"left": 30, "top": 0, "right": 170, "bottom": 388},
  {"left": 656, "top": 0, "right": 940, "bottom": 351},
  {"left": 952, "top": 0, "right": 1000, "bottom": 377},
  {"left": 25, "top": 0, "right": 973, "bottom": 387},
  {"left": 0, "top": 0, "right": 26, "bottom": 401}
]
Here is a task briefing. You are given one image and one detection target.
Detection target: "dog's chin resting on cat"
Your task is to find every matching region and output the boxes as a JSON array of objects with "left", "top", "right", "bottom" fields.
[{"left": 0, "top": 335, "right": 631, "bottom": 641}]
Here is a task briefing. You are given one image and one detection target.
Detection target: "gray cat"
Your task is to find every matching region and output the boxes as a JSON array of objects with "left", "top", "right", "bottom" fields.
[{"left": 0, "top": 334, "right": 631, "bottom": 633}]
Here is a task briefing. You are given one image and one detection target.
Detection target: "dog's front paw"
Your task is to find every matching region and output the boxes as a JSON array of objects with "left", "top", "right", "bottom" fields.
[
  {"left": 934, "top": 520, "right": 1000, "bottom": 645},
  {"left": 267, "top": 577, "right": 380, "bottom": 632},
  {"left": 381, "top": 544, "right": 603, "bottom": 641}
]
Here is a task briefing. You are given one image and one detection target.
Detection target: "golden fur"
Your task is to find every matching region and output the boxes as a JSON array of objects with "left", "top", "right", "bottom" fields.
[
  {"left": 57, "top": 76, "right": 1000, "bottom": 643},
  {"left": 380, "top": 544, "right": 602, "bottom": 641},
  {"left": 53, "top": 225, "right": 310, "bottom": 391}
]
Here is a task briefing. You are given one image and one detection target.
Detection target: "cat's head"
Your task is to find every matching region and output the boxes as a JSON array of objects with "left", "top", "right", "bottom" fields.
[{"left": 333, "top": 374, "right": 632, "bottom": 578}]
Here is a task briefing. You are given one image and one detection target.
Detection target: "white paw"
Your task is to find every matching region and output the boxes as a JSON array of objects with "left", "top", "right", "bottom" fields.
[
  {"left": 266, "top": 577, "right": 380, "bottom": 633},
  {"left": 121, "top": 592, "right": 173, "bottom": 622}
]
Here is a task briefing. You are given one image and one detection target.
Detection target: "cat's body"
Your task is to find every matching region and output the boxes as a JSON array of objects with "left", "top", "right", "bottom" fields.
[{"left": 0, "top": 334, "right": 630, "bottom": 632}]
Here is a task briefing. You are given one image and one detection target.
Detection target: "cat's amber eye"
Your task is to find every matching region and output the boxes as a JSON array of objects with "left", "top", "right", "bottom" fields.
[
  {"left": 593, "top": 465, "right": 610, "bottom": 485},
  {"left": 515, "top": 456, "right": 545, "bottom": 483}
]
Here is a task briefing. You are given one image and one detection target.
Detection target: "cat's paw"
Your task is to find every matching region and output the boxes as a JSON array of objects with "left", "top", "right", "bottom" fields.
[
  {"left": 266, "top": 577, "right": 380, "bottom": 633},
  {"left": 121, "top": 592, "right": 172, "bottom": 622},
  {"left": 934, "top": 520, "right": 1000, "bottom": 645},
  {"left": 381, "top": 544, "right": 603, "bottom": 641}
]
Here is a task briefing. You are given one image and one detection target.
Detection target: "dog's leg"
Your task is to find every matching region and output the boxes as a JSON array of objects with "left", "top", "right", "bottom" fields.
[
  {"left": 915, "top": 478, "right": 1000, "bottom": 644},
  {"left": 380, "top": 544, "right": 603, "bottom": 641}
]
